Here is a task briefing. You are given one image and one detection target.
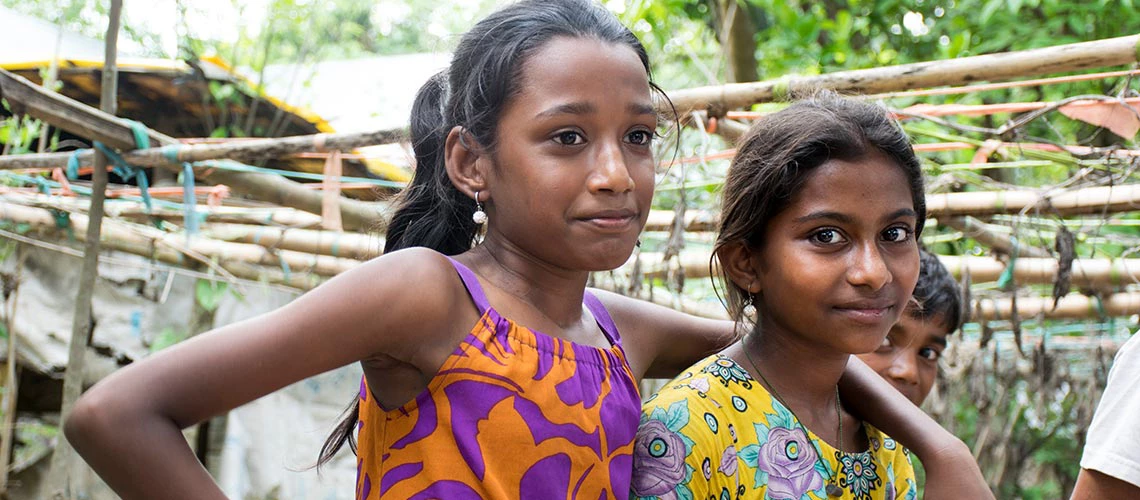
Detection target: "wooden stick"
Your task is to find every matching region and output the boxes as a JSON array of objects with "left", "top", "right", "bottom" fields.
[
  {"left": 49, "top": 2, "right": 122, "bottom": 496},
  {"left": 0, "top": 248, "right": 22, "bottom": 494},
  {"left": 943, "top": 216, "right": 1052, "bottom": 258},
  {"left": 665, "top": 34, "right": 1140, "bottom": 114},
  {"left": 644, "top": 184, "right": 1140, "bottom": 232}
]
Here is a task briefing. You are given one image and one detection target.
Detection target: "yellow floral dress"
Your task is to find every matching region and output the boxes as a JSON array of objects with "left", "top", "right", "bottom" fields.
[{"left": 631, "top": 354, "right": 916, "bottom": 500}]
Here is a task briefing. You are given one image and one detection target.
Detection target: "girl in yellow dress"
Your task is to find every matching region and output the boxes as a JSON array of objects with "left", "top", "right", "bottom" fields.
[{"left": 632, "top": 93, "right": 925, "bottom": 500}]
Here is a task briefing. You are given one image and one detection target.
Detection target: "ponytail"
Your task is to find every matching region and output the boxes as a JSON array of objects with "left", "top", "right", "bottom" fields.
[
  {"left": 384, "top": 71, "right": 481, "bottom": 255},
  {"left": 316, "top": 73, "right": 480, "bottom": 469}
]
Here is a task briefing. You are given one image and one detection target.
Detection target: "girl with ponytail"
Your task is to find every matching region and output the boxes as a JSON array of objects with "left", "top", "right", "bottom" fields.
[{"left": 63, "top": 1, "right": 986, "bottom": 498}]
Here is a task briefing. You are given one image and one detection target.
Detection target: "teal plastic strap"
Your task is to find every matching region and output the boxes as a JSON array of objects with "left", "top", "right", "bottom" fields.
[
  {"left": 997, "top": 236, "right": 1019, "bottom": 290},
  {"left": 182, "top": 162, "right": 198, "bottom": 237},
  {"left": 66, "top": 150, "right": 84, "bottom": 180},
  {"left": 93, "top": 141, "right": 152, "bottom": 212}
]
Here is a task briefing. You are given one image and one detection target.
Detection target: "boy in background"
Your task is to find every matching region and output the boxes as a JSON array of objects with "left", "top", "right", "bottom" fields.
[{"left": 858, "top": 249, "right": 962, "bottom": 406}]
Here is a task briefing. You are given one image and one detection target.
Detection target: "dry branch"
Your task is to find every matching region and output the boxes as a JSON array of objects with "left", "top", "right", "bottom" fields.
[
  {"left": 944, "top": 216, "right": 1052, "bottom": 258},
  {"left": 666, "top": 34, "right": 1140, "bottom": 113}
]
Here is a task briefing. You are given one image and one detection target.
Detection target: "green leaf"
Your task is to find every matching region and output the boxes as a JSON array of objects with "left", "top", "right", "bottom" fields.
[
  {"left": 195, "top": 279, "right": 228, "bottom": 313},
  {"left": 149, "top": 327, "right": 186, "bottom": 353}
]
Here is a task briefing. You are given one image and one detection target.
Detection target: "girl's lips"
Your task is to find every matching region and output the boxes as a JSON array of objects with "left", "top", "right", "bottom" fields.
[
  {"left": 833, "top": 305, "right": 893, "bottom": 325},
  {"left": 577, "top": 210, "right": 638, "bottom": 232}
]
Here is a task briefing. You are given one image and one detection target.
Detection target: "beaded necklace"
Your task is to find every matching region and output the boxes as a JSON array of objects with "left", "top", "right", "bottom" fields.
[{"left": 740, "top": 335, "right": 845, "bottom": 498}]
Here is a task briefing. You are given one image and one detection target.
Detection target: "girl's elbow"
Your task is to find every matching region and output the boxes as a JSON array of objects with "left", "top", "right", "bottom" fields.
[{"left": 64, "top": 388, "right": 120, "bottom": 452}]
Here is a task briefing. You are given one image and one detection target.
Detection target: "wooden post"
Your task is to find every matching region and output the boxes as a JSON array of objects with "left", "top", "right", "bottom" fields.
[
  {"left": 0, "top": 247, "right": 24, "bottom": 494},
  {"left": 47, "top": 1, "right": 122, "bottom": 497}
]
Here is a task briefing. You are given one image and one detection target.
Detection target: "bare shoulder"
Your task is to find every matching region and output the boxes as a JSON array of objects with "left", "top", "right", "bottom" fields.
[
  {"left": 589, "top": 288, "right": 735, "bottom": 381},
  {"left": 302, "top": 246, "right": 471, "bottom": 356}
]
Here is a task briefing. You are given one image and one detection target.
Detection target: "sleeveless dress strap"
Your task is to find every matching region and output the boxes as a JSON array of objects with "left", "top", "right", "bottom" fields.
[
  {"left": 583, "top": 291, "right": 622, "bottom": 347},
  {"left": 445, "top": 257, "right": 491, "bottom": 315}
]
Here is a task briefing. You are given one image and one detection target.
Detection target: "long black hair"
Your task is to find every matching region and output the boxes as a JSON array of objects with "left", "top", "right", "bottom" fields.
[{"left": 318, "top": 0, "right": 659, "bottom": 468}]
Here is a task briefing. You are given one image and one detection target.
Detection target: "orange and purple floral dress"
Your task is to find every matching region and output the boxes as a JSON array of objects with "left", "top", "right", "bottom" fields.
[{"left": 355, "top": 257, "right": 642, "bottom": 499}]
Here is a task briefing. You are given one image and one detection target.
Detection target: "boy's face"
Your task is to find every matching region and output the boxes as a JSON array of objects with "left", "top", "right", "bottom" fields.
[{"left": 856, "top": 310, "right": 950, "bottom": 406}]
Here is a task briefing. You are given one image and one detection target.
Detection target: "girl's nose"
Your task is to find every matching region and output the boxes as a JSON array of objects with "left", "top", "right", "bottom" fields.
[
  {"left": 886, "top": 354, "right": 920, "bottom": 386},
  {"left": 587, "top": 142, "right": 635, "bottom": 193},
  {"left": 846, "top": 242, "right": 891, "bottom": 290}
]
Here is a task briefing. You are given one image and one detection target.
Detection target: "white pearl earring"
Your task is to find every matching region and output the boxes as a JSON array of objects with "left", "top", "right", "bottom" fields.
[{"left": 472, "top": 191, "right": 487, "bottom": 225}]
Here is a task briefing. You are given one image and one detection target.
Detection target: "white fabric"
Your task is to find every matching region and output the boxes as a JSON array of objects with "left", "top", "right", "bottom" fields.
[{"left": 1081, "top": 334, "right": 1140, "bottom": 486}]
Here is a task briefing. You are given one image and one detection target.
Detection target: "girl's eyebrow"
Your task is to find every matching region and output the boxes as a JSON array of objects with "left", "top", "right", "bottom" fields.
[
  {"left": 793, "top": 208, "right": 917, "bottom": 225},
  {"left": 883, "top": 208, "right": 918, "bottom": 221},
  {"left": 629, "top": 102, "right": 656, "bottom": 117},
  {"left": 535, "top": 102, "right": 596, "bottom": 119},
  {"left": 793, "top": 211, "right": 853, "bottom": 224},
  {"left": 535, "top": 102, "right": 657, "bottom": 120}
]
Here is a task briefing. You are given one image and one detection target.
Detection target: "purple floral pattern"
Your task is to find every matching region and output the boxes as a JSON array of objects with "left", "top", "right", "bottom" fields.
[
  {"left": 633, "top": 355, "right": 915, "bottom": 500},
  {"left": 755, "top": 427, "right": 824, "bottom": 499},
  {"left": 631, "top": 400, "right": 696, "bottom": 500}
]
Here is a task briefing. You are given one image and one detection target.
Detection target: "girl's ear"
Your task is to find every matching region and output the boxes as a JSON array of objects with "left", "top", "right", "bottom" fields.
[
  {"left": 717, "top": 241, "right": 762, "bottom": 294},
  {"left": 444, "top": 126, "right": 488, "bottom": 197}
]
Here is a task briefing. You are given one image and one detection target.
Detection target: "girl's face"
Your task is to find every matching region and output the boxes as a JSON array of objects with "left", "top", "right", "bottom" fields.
[
  {"left": 480, "top": 36, "right": 657, "bottom": 271},
  {"left": 751, "top": 152, "right": 920, "bottom": 356}
]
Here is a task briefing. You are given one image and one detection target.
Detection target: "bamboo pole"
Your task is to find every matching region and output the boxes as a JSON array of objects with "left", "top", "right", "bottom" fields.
[
  {"left": 49, "top": 2, "right": 121, "bottom": 497},
  {"left": 633, "top": 250, "right": 1140, "bottom": 288},
  {"left": 202, "top": 222, "right": 383, "bottom": 260},
  {"left": 0, "top": 195, "right": 383, "bottom": 259},
  {"left": 665, "top": 34, "right": 1140, "bottom": 114},
  {"left": 0, "top": 202, "right": 359, "bottom": 280},
  {"left": 596, "top": 280, "right": 1140, "bottom": 321},
  {"left": 0, "top": 128, "right": 406, "bottom": 171},
  {"left": 644, "top": 184, "right": 1140, "bottom": 232},
  {"left": 974, "top": 292, "right": 1140, "bottom": 320}
]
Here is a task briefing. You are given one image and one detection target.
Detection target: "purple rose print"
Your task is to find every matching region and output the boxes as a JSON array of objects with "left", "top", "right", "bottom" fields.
[
  {"left": 718, "top": 445, "right": 738, "bottom": 476},
  {"left": 756, "top": 427, "right": 823, "bottom": 500},
  {"left": 632, "top": 419, "right": 687, "bottom": 496}
]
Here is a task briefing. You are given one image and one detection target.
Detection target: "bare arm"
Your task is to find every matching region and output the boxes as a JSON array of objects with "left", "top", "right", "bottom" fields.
[
  {"left": 65, "top": 249, "right": 464, "bottom": 500},
  {"left": 1071, "top": 468, "right": 1140, "bottom": 499},
  {"left": 839, "top": 358, "right": 993, "bottom": 500},
  {"left": 591, "top": 289, "right": 737, "bottom": 380}
]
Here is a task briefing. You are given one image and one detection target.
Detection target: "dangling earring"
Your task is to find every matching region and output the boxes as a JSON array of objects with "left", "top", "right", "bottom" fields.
[
  {"left": 742, "top": 292, "right": 757, "bottom": 318},
  {"left": 472, "top": 191, "right": 487, "bottom": 225}
]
